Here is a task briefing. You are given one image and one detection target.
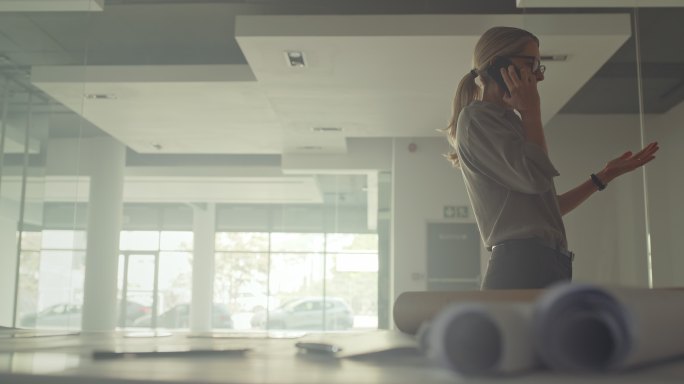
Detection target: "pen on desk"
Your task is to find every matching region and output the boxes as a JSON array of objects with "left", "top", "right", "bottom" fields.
[
  {"left": 295, "top": 342, "right": 343, "bottom": 353},
  {"left": 92, "top": 348, "right": 250, "bottom": 360}
]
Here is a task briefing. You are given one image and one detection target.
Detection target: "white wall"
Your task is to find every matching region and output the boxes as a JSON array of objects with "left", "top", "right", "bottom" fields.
[
  {"left": 391, "top": 137, "right": 479, "bottom": 300},
  {"left": 644, "top": 101, "right": 684, "bottom": 287},
  {"left": 547, "top": 105, "right": 684, "bottom": 288},
  {"left": 389, "top": 108, "right": 684, "bottom": 300},
  {"left": 545, "top": 114, "right": 649, "bottom": 286}
]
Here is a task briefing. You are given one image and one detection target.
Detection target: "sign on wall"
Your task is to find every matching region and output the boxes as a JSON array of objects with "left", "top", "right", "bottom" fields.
[{"left": 443, "top": 205, "right": 469, "bottom": 219}]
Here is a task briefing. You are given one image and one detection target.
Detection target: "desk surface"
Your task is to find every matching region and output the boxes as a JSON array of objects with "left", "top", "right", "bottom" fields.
[{"left": 2, "top": 329, "right": 684, "bottom": 383}]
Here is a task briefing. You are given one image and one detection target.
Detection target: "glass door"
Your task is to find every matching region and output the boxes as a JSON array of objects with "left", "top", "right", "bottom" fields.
[{"left": 118, "top": 252, "right": 157, "bottom": 328}]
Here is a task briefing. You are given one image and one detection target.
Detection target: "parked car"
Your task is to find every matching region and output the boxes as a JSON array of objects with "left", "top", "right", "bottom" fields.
[
  {"left": 119, "top": 301, "right": 152, "bottom": 326},
  {"left": 20, "top": 300, "right": 150, "bottom": 328},
  {"left": 250, "top": 297, "right": 353, "bottom": 330},
  {"left": 133, "top": 303, "right": 233, "bottom": 329},
  {"left": 20, "top": 303, "right": 82, "bottom": 328}
]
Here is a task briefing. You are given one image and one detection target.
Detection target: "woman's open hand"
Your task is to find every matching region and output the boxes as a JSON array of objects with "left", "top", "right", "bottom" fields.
[{"left": 600, "top": 142, "right": 659, "bottom": 182}]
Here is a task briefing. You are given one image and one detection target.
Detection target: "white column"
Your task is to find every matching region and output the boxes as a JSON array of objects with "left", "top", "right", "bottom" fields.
[
  {"left": 81, "top": 138, "right": 125, "bottom": 331},
  {"left": 191, "top": 203, "right": 215, "bottom": 332}
]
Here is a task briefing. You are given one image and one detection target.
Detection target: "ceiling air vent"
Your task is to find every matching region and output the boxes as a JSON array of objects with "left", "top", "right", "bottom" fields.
[
  {"left": 541, "top": 55, "right": 568, "bottom": 61},
  {"left": 312, "top": 127, "right": 343, "bottom": 133},
  {"left": 84, "top": 93, "right": 117, "bottom": 100}
]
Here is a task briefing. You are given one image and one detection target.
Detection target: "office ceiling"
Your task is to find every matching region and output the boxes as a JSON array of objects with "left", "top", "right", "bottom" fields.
[{"left": 0, "top": 0, "right": 682, "bottom": 155}]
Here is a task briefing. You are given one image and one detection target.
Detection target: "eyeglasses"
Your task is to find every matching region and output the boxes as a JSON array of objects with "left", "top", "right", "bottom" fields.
[{"left": 508, "top": 55, "right": 546, "bottom": 74}]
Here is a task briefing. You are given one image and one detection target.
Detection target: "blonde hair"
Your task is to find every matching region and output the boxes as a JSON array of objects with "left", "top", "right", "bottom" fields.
[{"left": 444, "top": 26, "right": 539, "bottom": 167}]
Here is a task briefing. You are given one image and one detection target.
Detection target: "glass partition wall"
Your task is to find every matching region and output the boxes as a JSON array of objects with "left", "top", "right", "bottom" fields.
[
  {"left": 523, "top": 6, "right": 684, "bottom": 287},
  {"left": 519, "top": 8, "right": 655, "bottom": 287},
  {"left": 0, "top": 6, "right": 90, "bottom": 328},
  {"left": 633, "top": 7, "right": 684, "bottom": 288},
  {"left": 0, "top": 4, "right": 391, "bottom": 332},
  {"left": 2, "top": 3, "right": 683, "bottom": 333}
]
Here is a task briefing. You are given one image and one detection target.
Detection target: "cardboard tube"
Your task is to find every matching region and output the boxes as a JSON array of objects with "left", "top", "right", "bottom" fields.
[
  {"left": 534, "top": 283, "right": 684, "bottom": 372},
  {"left": 393, "top": 290, "right": 541, "bottom": 334},
  {"left": 426, "top": 302, "right": 538, "bottom": 376}
]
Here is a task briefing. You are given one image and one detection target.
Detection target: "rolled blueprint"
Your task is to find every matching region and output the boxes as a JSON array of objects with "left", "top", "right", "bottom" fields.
[
  {"left": 534, "top": 283, "right": 684, "bottom": 372},
  {"left": 424, "top": 302, "right": 538, "bottom": 376},
  {"left": 393, "top": 290, "right": 541, "bottom": 334}
]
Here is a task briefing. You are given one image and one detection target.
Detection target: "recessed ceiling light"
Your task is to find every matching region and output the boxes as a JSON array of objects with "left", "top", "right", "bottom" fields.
[
  {"left": 285, "top": 51, "right": 306, "bottom": 68},
  {"left": 297, "top": 145, "right": 323, "bottom": 151},
  {"left": 84, "top": 93, "right": 117, "bottom": 100}
]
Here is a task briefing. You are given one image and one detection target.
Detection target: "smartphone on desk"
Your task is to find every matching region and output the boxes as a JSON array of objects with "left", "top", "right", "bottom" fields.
[{"left": 486, "top": 57, "right": 520, "bottom": 96}]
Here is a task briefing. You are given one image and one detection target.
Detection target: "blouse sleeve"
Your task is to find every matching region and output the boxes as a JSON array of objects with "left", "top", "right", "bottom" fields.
[{"left": 457, "top": 108, "right": 559, "bottom": 194}]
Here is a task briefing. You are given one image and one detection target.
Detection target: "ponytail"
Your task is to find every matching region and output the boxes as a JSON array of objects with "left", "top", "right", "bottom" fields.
[
  {"left": 443, "top": 26, "right": 538, "bottom": 168},
  {"left": 443, "top": 69, "right": 481, "bottom": 167}
]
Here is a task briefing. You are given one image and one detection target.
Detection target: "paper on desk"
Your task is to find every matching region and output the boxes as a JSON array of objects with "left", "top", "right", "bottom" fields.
[
  {"left": 296, "top": 331, "right": 418, "bottom": 358},
  {"left": 393, "top": 290, "right": 541, "bottom": 334},
  {"left": 425, "top": 302, "right": 538, "bottom": 376},
  {"left": 534, "top": 283, "right": 684, "bottom": 372}
]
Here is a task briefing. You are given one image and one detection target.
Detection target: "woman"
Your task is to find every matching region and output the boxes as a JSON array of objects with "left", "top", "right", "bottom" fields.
[{"left": 445, "top": 26, "right": 659, "bottom": 289}]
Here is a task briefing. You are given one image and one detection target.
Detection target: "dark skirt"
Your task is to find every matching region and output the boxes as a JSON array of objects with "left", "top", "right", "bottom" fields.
[{"left": 481, "top": 238, "right": 573, "bottom": 290}]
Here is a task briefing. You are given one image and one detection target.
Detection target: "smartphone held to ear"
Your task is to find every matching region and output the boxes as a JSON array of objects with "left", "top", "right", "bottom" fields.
[{"left": 486, "top": 57, "right": 520, "bottom": 96}]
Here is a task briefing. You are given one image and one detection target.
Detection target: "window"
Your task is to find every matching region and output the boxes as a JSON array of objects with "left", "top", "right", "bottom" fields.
[
  {"left": 215, "top": 232, "right": 378, "bottom": 331},
  {"left": 118, "top": 231, "right": 193, "bottom": 329},
  {"left": 16, "top": 230, "right": 86, "bottom": 329}
]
